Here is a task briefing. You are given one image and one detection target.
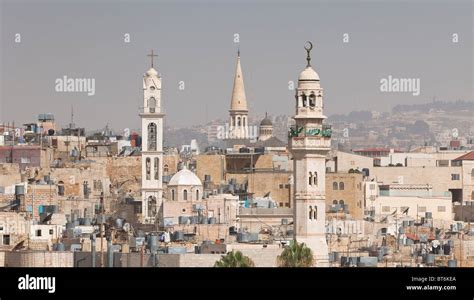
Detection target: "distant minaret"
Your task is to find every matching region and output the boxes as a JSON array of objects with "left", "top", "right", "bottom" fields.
[
  {"left": 289, "top": 42, "right": 331, "bottom": 266},
  {"left": 228, "top": 49, "right": 249, "bottom": 139},
  {"left": 140, "top": 50, "right": 164, "bottom": 224}
]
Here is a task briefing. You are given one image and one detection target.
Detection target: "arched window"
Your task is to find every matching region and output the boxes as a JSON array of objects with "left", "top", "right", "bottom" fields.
[
  {"left": 333, "top": 182, "right": 338, "bottom": 190},
  {"left": 313, "top": 206, "right": 317, "bottom": 220},
  {"left": 196, "top": 189, "right": 200, "bottom": 200},
  {"left": 146, "top": 158, "right": 151, "bottom": 180},
  {"left": 339, "top": 182, "right": 345, "bottom": 190},
  {"left": 58, "top": 181, "right": 65, "bottom": 196},
  {"left": 183, "top": 189, "right": 188, "bottom": 201},
  {"left": 309, "top": 93, "right": 316, "bottom": 107},
  {"left": 308, "top": 172, "right": 312, "bottom": 185},
  {"left": 164, "top": 164, "right": 169, "bottom": 174},
  {"left": 339, "top": 200, "right": 345, "bottom": 206},
  {"left": 148, "top": 97, "right": 156, "bottom": 113},
  {"left": 302, "top": 93, "right": 307, "bottom": 107},
  {"left": 154, "top": 157, "right": 159, "bottom": 180},
  {"left": 333, "top": 200, "right": 338, "bottom": 205},
  {"left": 147, "top": 196, "right": 156, "bottom": 217},
  {"left": 171, "top": 189, "right": 175, "bottom": 201},
  {"left": 313, "top": 172, "right": 318, "bottom": 186},
  {"left": 147, "top": 123, "right": 157, "bottom": 151},
  {"left": 309, "top": 205, "right": 313, "bottom": 220},
  {"left": 237, "top": 117, "right": 241, "bottom": 126},
  {"left": 243, "top": 117, "right": 246, "bottom": 127}
]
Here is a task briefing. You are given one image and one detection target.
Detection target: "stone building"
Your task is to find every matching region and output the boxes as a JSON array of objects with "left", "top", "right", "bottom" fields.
[{"left": 326, "top": 173, "right": 364, "bottom": 220}]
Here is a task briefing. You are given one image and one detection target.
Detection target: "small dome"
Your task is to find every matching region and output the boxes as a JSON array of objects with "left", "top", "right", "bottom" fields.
[
  {"left": 168, "top": 167, "right": 202, "bottom": 186},
  {"left": 298, "top": 66, "right": 319, "bottom": 81},
  {"left": 260, "top": 116, "right": 272, "bottom": 126},
  {"left": 146, "top": 68, "right": 158, "bottom": 76}
]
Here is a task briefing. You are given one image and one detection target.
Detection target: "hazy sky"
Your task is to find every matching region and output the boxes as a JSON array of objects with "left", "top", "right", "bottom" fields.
[{"left": 1, "top": 0, "right": 472, "bottom": 132}]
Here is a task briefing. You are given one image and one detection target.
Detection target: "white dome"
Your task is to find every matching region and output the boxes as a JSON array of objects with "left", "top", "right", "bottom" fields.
[
  {"left": 298, "top": 66, "right": 319, "bottom": 81},
  {"left": 146, "top": 68, "right": 158, "bottom": 76},
  {"left": 168, "top": 167, "right": 202, "bottom": 186}
]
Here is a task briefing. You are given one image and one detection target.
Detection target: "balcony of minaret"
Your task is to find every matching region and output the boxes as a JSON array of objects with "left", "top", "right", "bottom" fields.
[{"left": 289, "top": 125, "right": 332, "bottom": 150}]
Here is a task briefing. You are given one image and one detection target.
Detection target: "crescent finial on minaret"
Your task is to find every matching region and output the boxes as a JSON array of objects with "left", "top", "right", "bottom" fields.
[{"left": 304, "top": 41, "right": 313, "bottom": 67}]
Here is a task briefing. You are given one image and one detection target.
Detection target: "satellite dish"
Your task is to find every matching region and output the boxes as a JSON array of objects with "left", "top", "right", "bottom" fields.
[{"left": 123, "top": 223, "right": 130, "bottom": 231}]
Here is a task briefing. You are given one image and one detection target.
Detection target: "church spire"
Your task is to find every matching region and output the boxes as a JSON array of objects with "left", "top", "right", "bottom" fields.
[{"left": 230, "top": 50, "right": 248, "bottom": 112}]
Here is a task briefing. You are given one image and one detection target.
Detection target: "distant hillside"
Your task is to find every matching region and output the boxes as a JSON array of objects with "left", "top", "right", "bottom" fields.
[{"left": 392, "top": 100, "right": 474, "bottom": 114}]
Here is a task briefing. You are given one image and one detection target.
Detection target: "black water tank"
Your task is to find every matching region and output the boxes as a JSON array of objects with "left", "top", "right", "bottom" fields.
[{"left": 362, "top": 168, "right": 370, "bottom": 177}]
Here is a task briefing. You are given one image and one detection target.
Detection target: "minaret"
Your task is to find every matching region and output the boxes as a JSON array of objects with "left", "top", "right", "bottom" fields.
[
  {"left": 289, "top": 42, "right": 331, "bottom": 266},
  {"left": 229, "top": 49, "right": 249, "bottom": 139},
  {"left": 140, "top": 50, "right": 164, "bottom": 224}
]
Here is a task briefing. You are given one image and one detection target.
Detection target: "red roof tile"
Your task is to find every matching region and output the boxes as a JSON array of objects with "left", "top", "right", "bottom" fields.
[{"left": 453, "top": 151, "right": 474, "bottom": 161}]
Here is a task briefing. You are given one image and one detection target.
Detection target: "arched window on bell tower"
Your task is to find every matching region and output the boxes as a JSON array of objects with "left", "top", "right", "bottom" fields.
[
  {"left": 302, "top": 93, "right": 307, "bottom": 107},
  {"left": 149, "top": 97, "right": 156, "bottom": 113},
  {"left": 154, "top": 157, "right": 159, "bottom": 180},
  {"left": 237, "top": 117, "right": 241, "bottom": 126},
  {"left": 308, "top": 172, "right": 313, "bottom": 185},
  {"left": 146, "top": 158, "right": 151, "bottom": 180},
  {"left": 147, "top": 123, "right": 157, "bottom": 151},
  {"left": 309, "top": 205, "right": 313, "bottom": 220},
  {"left": 313, "top": 206, "right": 317, "bottom": 220},
  {"left": 313, "top": 171, "right": 318, "bottom": 186}
]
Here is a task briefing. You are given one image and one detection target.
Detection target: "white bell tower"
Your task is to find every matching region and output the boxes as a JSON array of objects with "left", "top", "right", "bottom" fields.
[
  {"left": 140, "top": 50, "right": 164, "bottom": 224},
  {"left": 289, "top": 42, "right": 331, "bottom": 266}
]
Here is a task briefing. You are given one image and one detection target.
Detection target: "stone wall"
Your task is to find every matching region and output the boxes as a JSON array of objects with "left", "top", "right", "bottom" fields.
[{"left": 4, "top": 251, "right": 74, "bottom": 267}]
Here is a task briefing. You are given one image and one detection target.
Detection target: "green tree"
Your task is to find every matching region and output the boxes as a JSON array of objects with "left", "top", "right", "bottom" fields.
[
  {"left": 277, "top": 240, "right": 314, "bottom": 267},
  {"left": 214, "top": 250, "right": 255, "bottom": 267}
]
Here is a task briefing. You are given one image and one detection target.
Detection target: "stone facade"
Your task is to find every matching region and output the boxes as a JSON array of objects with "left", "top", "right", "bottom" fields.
[{"left": 326, "top": 173, "right": 364, "bottom": 219}]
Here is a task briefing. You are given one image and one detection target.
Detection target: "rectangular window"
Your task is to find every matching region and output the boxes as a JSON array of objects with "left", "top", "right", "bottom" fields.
[
  {"left": 0, "top": 225, "right": 3, "bottom": 232},
  {"left": 437, "top": 206, "right": 446, "bottom": 212},
  {"left": 284, "top": 184, "right": 290, "bottom": 189},
  {"left": 437, "top": 160, "right": 449, "bottom": 167},
  {"left": 400, "top": 206, "right": 409, "bottom": 213},
  {"left": 451, "top": 174, "right": 460, "bottom": 180},
  {"left": 49, "top": 229, "right": 54, "bottom": 235},
  {"left": 451, "top": 160, "right": 462, "bottom": 167},
  {"left": 2, "top": 235, "right": 10, "bottom": 245},
  {"left": 36, "top": 229, "right": 42, "bottom": 237},
  {"left": 21, "top": 157, "right": 31, "bottom": 164},
  {"left": 279, "top": 184, "right": 283, "bottom": 189},
  {"left": 285, "top": 203, "right": 290, "bottom": 207},
  {"left": 418, "top": 206, "right": 426, "bottom": 213},
  {"left": 382, "top": 206, "right": 391, "bottom": 213},
  {"left": 279, "top": 202, "right": 283, "bottom": 207}
]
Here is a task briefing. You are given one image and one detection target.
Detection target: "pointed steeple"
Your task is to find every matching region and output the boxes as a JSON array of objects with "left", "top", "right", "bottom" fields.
[{"left": 230, "top": 50, "right": 248, "bottom": 112}]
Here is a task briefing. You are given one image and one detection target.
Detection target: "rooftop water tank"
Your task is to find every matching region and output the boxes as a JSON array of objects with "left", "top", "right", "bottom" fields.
[
  {"left": 448, "top": 259, "right": 457, "bottom": 268},
  {"left": 15, "top": 185, "right": 25, "bottom": 196}
]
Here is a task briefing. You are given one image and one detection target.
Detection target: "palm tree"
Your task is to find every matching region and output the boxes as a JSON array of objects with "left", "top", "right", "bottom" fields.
[
  {"left": 214, "top": 250, "right": 255, "bottom": 267},
  {"left": 277, "top": 240, "right": 314, "bottom": 267}
]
